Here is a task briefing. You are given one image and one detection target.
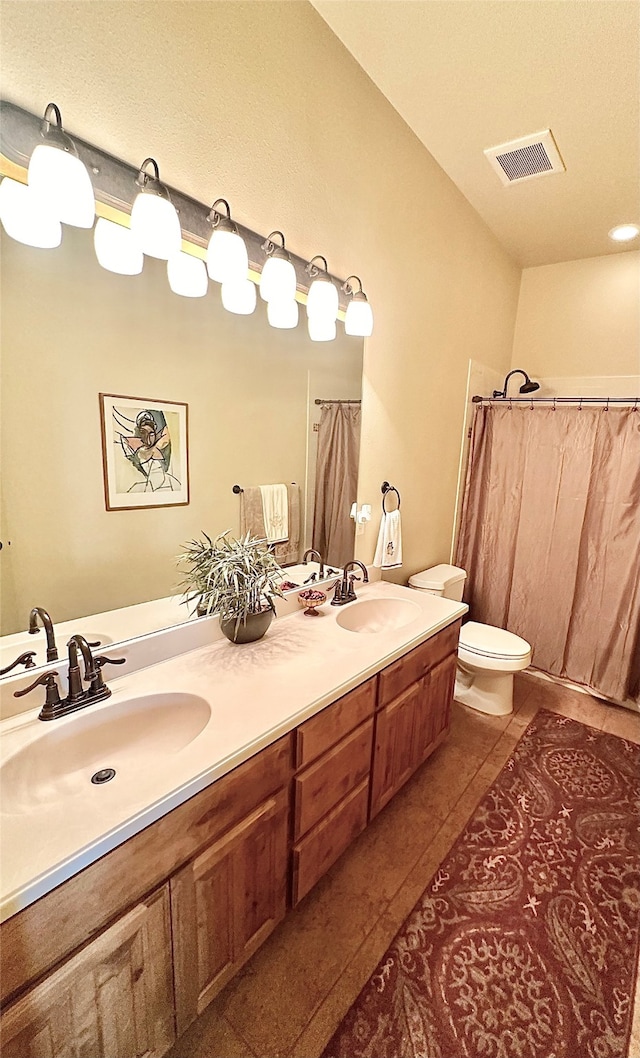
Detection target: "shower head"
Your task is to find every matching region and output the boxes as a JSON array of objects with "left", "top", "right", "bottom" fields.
[
  {"left": 519, "top": 378, "right": 540, "bottom": 394},
  {"left": 493, "top": 369, "right": 540, "bottom": 399}
]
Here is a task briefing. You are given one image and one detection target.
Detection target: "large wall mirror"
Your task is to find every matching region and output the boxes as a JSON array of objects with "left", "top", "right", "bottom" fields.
[{"left": 0, "top": 226, "right": 363, "bottom": 649}]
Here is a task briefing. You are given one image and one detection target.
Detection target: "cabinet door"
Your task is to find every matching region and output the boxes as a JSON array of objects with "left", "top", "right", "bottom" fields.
[
  {"left": 0, "top": 887, "right": 174, "bottom": 1058},
  {"left": 413, "top": 653, "right": 457, "bottom": 766},
  {"left": 171, "top": 788, "right": 289, "bottom": 1036},
  {"left": 370, "top": 681, "right": 423, "bottom": 819}
]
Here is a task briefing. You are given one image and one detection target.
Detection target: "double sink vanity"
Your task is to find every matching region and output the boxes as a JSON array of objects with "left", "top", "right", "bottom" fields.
[{"left": 0, "top": 580, "right": 466, "bottom": 1057}]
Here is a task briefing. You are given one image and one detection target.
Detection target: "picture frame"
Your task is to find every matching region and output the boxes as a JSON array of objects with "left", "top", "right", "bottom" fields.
[{"left": 99, "top": 393, "right": 189, "bottom": 511}]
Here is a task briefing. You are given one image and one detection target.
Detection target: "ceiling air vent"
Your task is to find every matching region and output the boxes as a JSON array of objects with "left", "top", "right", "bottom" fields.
[{"left": 484, "top": 130, "right": 565, "bottom": 186}]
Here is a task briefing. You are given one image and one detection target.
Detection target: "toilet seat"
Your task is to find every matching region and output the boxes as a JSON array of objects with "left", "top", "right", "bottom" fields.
[{"left": 459, "top": 622, "right": 531, "bottom": 661}]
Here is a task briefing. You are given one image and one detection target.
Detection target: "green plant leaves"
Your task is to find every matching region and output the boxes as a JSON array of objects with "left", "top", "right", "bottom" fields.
[{"left": 177, "top": 530, "right": 285, "bottom": 622}]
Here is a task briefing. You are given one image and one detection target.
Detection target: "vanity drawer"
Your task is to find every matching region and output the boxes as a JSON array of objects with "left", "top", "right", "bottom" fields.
[
  {"left": 378, "top": 621, "right": 460, "bottom": 708},
  {"left": 291, "top": 779, "right": 369, "bottom": 905},
  {"left": 294, "top": 719, "right": 373, "bottom": 840},
  {"left": 294, "top": 677, "right": 376, "bottom": 768}
]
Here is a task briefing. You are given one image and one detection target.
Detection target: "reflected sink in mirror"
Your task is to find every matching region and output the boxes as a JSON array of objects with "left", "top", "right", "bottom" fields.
[
  {"left": 0, "top": 631, "right": 113, "bottom": 672},
  {"left": 336, "top": 598, "right": 421, "bottom": 634},
  {"left": 1, "top": 692, "right": 211, "bottom": 815},
  {"left": 278, "top": 562, "right": 342, "bottom": 591}
]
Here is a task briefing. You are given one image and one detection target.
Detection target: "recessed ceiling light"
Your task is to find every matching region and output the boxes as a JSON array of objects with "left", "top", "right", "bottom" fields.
[{"left": 608, "top": 224, "right": 640, "bottom": 242}]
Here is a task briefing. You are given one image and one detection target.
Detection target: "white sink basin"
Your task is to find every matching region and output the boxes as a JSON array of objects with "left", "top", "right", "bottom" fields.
[
  {"left": 1, "top": 692, "right": 211, "bottom": 815},
  {"left": 336, "top": 597, "right": 421, "bottom": 634}
]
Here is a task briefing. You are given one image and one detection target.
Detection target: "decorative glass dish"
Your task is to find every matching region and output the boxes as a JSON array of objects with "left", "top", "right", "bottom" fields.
[{"left": 297, "top": 588, "right": 327, "bottom": 616}]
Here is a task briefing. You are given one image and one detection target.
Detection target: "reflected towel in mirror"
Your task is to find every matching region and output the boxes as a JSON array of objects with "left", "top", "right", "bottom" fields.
[
  {"left": 240, "top": 484, "right": 300, "bottom": 566},
  {"left": 259, "top": 484, "right": 289, "bottom": 543}
]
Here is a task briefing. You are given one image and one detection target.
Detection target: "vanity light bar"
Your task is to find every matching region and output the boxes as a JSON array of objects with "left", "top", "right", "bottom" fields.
[{"left": 0, "top": 99, "right": 368, "bottom": 319}]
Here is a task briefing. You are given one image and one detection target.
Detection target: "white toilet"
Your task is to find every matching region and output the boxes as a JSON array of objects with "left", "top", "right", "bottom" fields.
[{"left": 408, "top": 564, "right": 532, "bottom": 716}]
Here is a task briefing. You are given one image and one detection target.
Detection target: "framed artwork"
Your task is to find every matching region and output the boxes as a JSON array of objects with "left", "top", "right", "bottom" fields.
[{"left": 99, "top": 393, "right": 189, "bottom": 511}]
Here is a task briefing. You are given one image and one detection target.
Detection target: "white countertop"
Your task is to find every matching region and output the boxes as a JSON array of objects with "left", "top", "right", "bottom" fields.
[{"left": 0, "top": 582, "right": 466, "bottom": 922}]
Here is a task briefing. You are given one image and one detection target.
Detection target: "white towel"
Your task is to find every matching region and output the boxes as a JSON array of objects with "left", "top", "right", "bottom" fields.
[
  {"left": 259, "top": 484, "right": 289, "bottom": 543},
  {"left": 373, "top": 509, "right": 403, "bottom": 569}
]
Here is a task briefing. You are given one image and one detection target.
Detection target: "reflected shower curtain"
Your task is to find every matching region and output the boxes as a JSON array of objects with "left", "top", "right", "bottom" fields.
[
  {"left": 312, "top": 402, "right": 361, "bottom": 569},
  {"left": 456, "top": 405, "right": 640, "bottom": 704}
]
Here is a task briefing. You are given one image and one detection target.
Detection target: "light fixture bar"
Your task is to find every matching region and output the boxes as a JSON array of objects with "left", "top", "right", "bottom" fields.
[{"left": 0, "top": 99, "right": 357, "bottom": 313}]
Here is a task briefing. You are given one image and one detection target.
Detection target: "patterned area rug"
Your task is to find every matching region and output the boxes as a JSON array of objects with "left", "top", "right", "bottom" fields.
[{"left": 322, "top": 710, "right": 640, "bottom": 1058}]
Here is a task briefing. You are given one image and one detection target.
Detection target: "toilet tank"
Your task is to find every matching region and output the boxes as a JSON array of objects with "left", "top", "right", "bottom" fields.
[{"left": 408, "top": 564, "right": 467, "bottom": 601}]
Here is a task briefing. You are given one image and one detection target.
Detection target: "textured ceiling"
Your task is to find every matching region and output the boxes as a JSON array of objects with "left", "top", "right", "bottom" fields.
[{"left": 311, "top": 0, "right": 640, "bottom": 267}]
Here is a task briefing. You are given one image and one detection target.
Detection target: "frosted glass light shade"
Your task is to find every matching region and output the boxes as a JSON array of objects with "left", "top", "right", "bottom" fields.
[
  {"left": 345, "top": 296, "right": 374, "bottom": 337},
  {"left": 206, "top": 228, "right": 248, "bottom": 284},
  {"left": 267, "top": 298, "right": 299, "bottom": 329},
  {"left": 130, "top": 192, "right": 182, "bottom": 260},
  {"left": 260, "top": 255, "right": 297, "bottom": 302},
  {"left": 306, "top": 276, "right": 339, "bottom": 319},
  {"left": 28, "top": 144, "right": 95, "bottom": 228},
  {"left": 167, "top": 252, "right": 208, "bottom": 297},
  {"left": 0, "top": 178, "right": 62, "bottom": 248},
  {"left": 221, "top": 279, "right": 257, "bottom": 315},
  {"left": 308, "top": 315, "right": 337, "bottom": 342},
  {"left": 94, "top": 218, "right": 143, "bottom": 275}
]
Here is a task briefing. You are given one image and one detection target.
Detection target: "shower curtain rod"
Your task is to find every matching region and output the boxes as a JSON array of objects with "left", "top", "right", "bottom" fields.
[
  {"left": 472, "top": 395, "right": 639, "bottom": 405},
  {"left": 314, "top": 398, "right": 362, "bottom": 405}
]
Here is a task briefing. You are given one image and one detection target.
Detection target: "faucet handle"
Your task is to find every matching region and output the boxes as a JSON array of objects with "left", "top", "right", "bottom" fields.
[
  {"left": 14, "top": 672, "right": 62, "bottom": 718},
  {"left": 94, "top": 655, "right": 126, "bottom": 668},
  {"left": 89, "top": 655, "right": 126, "bottom": 694}
]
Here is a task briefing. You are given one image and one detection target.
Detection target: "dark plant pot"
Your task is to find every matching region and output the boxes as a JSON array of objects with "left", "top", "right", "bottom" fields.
[{"left": 220, "top": 608, "right": 274, "bottom": 644}]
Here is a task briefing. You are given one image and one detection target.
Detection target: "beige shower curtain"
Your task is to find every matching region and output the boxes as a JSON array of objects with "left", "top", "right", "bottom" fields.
[
  {"left": 456, "top": 404, "right": 640, "bottom": 704},
  {"left": 312, "top": 402, "right": 361, "bottom": 568}
]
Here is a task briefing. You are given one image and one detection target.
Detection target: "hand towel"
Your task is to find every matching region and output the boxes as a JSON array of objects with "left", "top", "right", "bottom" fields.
[
  {"left": 259, "top": 484, "right": 289, "bottom": 543},
  {"left": 240, "top": 484, "right": 301, "bottom": 565},
  {"left": 373, "top": 509, "right": 403, "bottom": 569}
]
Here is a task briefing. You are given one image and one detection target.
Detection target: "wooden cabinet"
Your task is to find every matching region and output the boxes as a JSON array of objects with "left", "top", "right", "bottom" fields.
[
  {"left": 370, "top": 623, "right": 460, "bottom": 819},
  {"left": 0, "top": 886, "right": 174, "bottom": 1058},
  {"left": 0, "top": 737, "right": 292, "bottom": 1007},
  {"left": 413, "top": 653, "right": 457, "bottom": 767},
  {"left": 0, "top": 620, "right": 461, "bottom": 1058},
  {"left": 170, "top": 788, "right": 289, "bottom": 1036}
]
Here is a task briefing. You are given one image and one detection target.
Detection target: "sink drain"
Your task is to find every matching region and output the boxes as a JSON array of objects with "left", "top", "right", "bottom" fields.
[{"left": 91, "top": 768, "right": 116, "bottom": 785}]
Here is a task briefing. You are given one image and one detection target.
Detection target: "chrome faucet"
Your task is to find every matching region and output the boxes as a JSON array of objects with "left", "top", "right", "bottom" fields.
[
  {"left": 14, "top": 634, "right": 126, "bottom": 721},
  {"left": 331, "top": 560, "right": 369, "bottom": 606},
  {"left": 28, "top": 607, "right": 58, "bottom": 661},
  {"left": 302, "top": 549, "right": 325, "bottom": 578}
]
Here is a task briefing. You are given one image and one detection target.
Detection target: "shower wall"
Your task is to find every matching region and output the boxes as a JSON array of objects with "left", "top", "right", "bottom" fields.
[{"left": 512, "top": 250, "right": 640, "bottom": 378}]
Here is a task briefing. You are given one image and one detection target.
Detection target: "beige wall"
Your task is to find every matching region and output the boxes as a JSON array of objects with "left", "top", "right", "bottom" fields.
[
  {"left": 512, "top": 251, "right": 640, "bottom": 377},
  {"left": 0, "top": 0, "right": 520, "bottom": 614}
]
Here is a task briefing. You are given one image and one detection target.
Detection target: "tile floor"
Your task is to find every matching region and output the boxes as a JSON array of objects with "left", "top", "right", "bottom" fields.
[{"left": 167, "top": 673, "right": 640, "bottom": 1058}]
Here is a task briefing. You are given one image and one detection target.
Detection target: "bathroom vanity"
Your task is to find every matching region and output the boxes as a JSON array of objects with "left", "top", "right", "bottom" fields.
[{"left": 0, "top": 584, "right": 464, "bottom": 1057}]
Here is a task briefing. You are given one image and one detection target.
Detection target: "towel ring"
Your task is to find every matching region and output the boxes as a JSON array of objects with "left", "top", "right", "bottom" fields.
[{"left": 381, "top": 481, "right": 401, "bottom": 513}]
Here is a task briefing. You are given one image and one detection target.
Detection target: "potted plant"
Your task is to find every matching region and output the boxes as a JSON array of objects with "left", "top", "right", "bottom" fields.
[{"left": 179, "top": 530, "right": 285, "bottom": 644}]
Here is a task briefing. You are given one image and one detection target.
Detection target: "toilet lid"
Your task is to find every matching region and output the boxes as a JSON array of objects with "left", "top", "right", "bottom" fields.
[{"left": 459, "top": 621, "right": 531, "bottom": 660}]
